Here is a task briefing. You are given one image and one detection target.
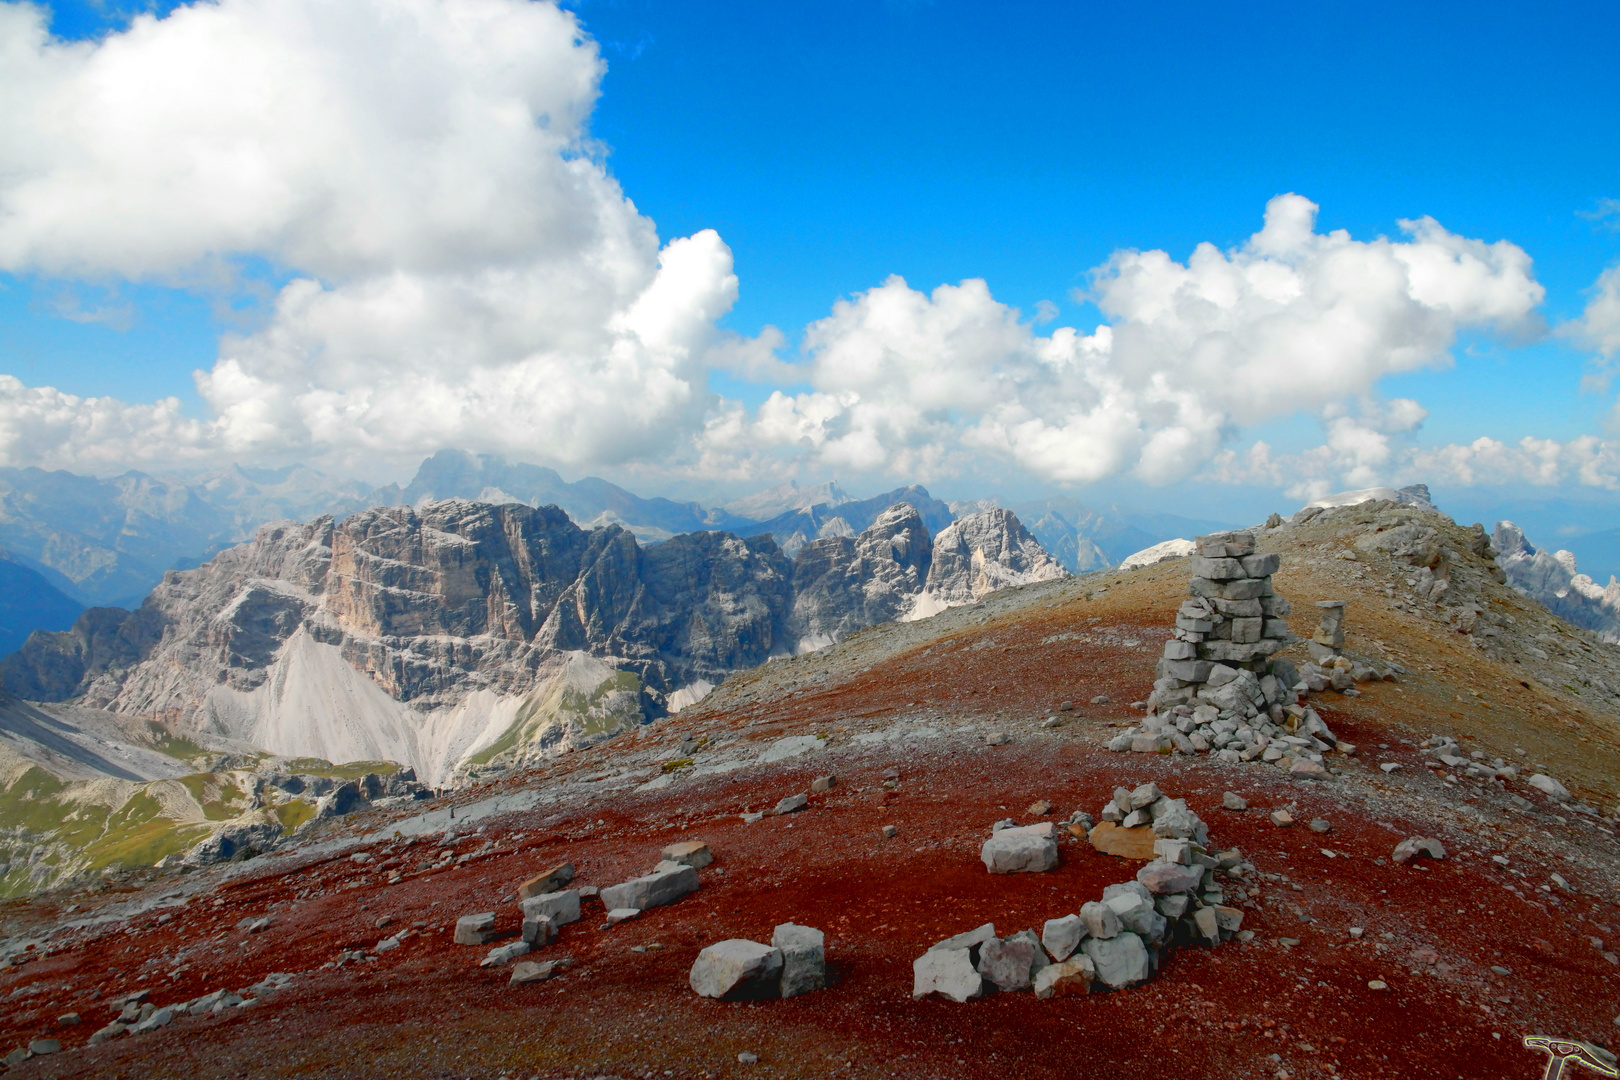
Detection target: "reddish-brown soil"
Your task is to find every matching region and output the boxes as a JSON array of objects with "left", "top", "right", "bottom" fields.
[{"left": 2, "top": 550, "right": 1618, "bottom": 1080}]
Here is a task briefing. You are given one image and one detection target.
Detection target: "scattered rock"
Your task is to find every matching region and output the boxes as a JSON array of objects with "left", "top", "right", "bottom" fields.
[
  {"left": 1080, "top": 900, "right": 1121, "bottom": 940},
  {"left": 605, "top": 908, "right": 640, "bottom": 925},
  {"left": 27, "top": 1039, "right": 59, "bottom": 1055},
  {"left": 1380, "top": 762, "right": 1402, "bottom": 774},
  {"left": 811, "top": 775, "right": 837, "bottom": 793},
  {"left": 1027, "top": 799, "right": 1053, "bottom": 816},
  {"left": 1528, "top": 773, "right": 1573, "bottom": 801},
  {"left": 1392, "top": 837, "right": 1446, "bottom": 864},
  {"left": 1269, "top": 810, "right": 1294, "bottom": 827},
  {"left": 1041, "top": 915, "right": 1087, "bottom": 962},
  {"left": 1137, "top": 860, "right": 1202, "bottom": 895},
  {"left": 519, "top": 890, "right": 581, "bottom": 927},
  {"left": 88, "top": 1022, "right": 126, "bottom": 1046},
  {"left": 1289, "top": 758, "right": 1331, "bottom": 780},
  {"left": 981, "top": 823, "right": 1059, "bottom": 873},
  {"left": 1222, "top": 792, "right": 1248, "bottom": 811},
  {"left": 1082, "top": 932, "right": 1150, "bottom": 989},
  {"left": 773, "top": 923, "right": 826, "bottom": 998},
  {"left": 128, "top": 1006, "right": 175, "bottom": 1035},
  {"left": 1087, "top": 822, "right": 1158, "bottom": 860},
  {"left": 661, "top": 841, "right": 713, "bottom": 869},
  {"left": 690, "top": 939, "right": 784, "bottom": 1000},
  {"left": 481, "top": 941, "right": 530, "bottom": 967},
  {"left": 517, "top": 862, "right": 575, "bottom": 900},
  {"left": 509, "top": 957, "right": 572, "bottom": 984},
  {"left": 522, "top": 915, "right": 556, "bottom": 947},
  {"left": 454, "top": 913, "right": 496, "bottom": 946},
  {"left": 600, "top": 865, "right": 700, "bottom": 912},
  {"left": 773, "top": 794, "right": 809, "bottom": 815},
  {"left": 880, "top": 824, "right": 898, "bottom": 839},
  {"left": 1308, "top": 819, "right": 1332, "bottom": 834},
  {"left": 985, "top": 732, "right": 1011, "bottom": 746},
  {"left": 1033, "top": 957, "right": 1095, "bottom": 998},
  {"left": 738, "top": 1052, "right": 759, "bottom": 1065},
  {"left": 976, "top": 934, "right": 1041, "bottom": 992},
  {"left": 912, "top": 946, "right": 985, "bottom": 1002}
]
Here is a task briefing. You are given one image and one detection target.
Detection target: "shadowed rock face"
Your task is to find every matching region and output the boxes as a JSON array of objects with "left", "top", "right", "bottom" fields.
[
  {"left": 925, "top": 508, "right": 1068, "bottom": 606},
  {"left": 1494, "top": 521, "right": 1620, "bottom": 642},
  {"left": 2, "top": 499, "right": 1063, "bottom": 747},
  {"left": 0, "top": 606, "right": 166, "bottom": 702},
  {"left": 791, "top": 504, "right": 934, "bottom": 649},
  {"left": 4, "top": 502, "right": 795, "bottom": 717}
]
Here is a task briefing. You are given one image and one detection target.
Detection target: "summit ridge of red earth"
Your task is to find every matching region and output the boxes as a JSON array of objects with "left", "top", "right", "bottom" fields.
[{"left": 3, "top": 498, "right": 1619, "bottom": 1080}]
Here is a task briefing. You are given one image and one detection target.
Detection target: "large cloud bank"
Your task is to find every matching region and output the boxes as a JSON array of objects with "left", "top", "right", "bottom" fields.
[
  {"left": 0, "top": 0, "right": 738, "bottom": 473},
  {"left": 0, "top": 0, "right": 1615, "bottom": 497},
  {"left": 709, "top": 195, "right": 1550, "bottom": 492}
]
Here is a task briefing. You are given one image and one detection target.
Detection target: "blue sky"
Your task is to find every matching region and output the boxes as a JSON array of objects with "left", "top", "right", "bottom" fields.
[
  {"left": 573, "top": 0, "right": 1620, "bottom": 438},
  {"left": 2, "top": 0, "right": 1619, "bottom": 537}
]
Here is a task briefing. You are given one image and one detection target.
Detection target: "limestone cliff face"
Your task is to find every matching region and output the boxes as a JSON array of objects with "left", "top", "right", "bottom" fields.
[
  {"left": 923, "top": 508, "right": 1069, "bottom": 607},
  {"left": 93, "top": 501, "right": 793, "bottom": 721},
  {"left": 790, "top": 503, "right": 934, "bottom": 650},
  {"left": 1494, "top": 521, "right": 1620, "bottom": 643},
  {"left": 790, "top": 504, "right": 1069, "bottom": 646},
  {"left": 3, "top": 498, "right": 1062, "bottom": 780}
]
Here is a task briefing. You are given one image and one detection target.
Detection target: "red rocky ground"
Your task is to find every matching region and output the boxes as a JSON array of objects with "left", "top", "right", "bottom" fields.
[{"left": 0, "top": 555, "right": 1617, "bottom": 1080}]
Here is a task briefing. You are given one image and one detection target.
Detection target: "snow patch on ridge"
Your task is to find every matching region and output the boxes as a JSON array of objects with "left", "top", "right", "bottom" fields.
[{"left": 1119, "top": 538, "right": 1196, "bottom": 570}]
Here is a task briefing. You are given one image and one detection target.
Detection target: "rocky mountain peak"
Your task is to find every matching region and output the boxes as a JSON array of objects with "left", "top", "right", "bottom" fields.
[
  {"left": 924, "top": 507, "right": 1068, "bottom": 607},
  {"left": 3, "top": 497, "right": 1063, "bottom": 784}
]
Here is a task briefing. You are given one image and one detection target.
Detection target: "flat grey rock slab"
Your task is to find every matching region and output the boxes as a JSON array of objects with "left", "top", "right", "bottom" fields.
[
  {"left": 600, "top": 864, "right": 700, "bottom": 912},
  {"left": 519, "top": 890, "right": 580, "bottom": 927},
  {"left": 690, "top": 939, "right": 783, "bottom": 999},
  {"left": 772, "top": 922, "right": 826, "bottom": 998}
]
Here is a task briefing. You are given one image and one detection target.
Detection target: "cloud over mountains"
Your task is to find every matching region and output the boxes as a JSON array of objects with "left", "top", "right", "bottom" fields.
[{"left": 0, "top": 0, "right": 1616, "bottom": 497}]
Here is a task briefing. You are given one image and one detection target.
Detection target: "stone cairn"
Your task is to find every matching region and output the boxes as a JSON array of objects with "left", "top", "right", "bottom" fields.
[
  {"left": 1107, "top": 529, "right": 1346, "bottom": 777},
  {"left": 1150, "top": 529, "right": 1293, "bottom": 714},
  {"left": 913, "top": 785, "right": 1254, "bottom": 1001}
]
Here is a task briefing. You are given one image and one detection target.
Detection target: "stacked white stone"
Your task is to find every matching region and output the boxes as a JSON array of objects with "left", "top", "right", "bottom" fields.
[
  {"left": 1312, "top": 600, "right": 1346, "bottom": 653},
  {"left": 1147, "top": 530, "right": 1295, "bottom": 722}
]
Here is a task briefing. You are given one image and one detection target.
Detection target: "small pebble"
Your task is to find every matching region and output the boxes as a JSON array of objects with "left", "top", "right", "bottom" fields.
[
  {"left": 1222, "top": 792, "right": 1248, "bottom": 811},
  {"left": 738, "top": 1052, "right": 759, "bottom": 1065},
  {"left": 1367, "top": 980, "right": 1387, "bottom": 990},
  {"left": 1308, "top": 819, "right": 1331, "bottom": 834},
  {"left": 1348, "top": 927, "right": 1364, "bottom": 939},
  {"left": 880, "top": 824, "right": 898, "bottom": 839},
  {"left": 1270, "top": 810, "right": 1294, "bottom": 827}
]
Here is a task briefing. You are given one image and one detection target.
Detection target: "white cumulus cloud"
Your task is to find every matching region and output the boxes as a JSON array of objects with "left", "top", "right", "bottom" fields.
[
  {"left": 0, "top": 0, "right": 744, "bottom": 474},
  {"left": 0, "top": 4, "right": 1588, "bottom": 499},
  {"left": 710, "top": 194, "right": 1545, "bottom": 490}
]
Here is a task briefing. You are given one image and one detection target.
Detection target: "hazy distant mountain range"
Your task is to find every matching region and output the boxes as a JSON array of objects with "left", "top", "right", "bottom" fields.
[{"left": 0, "top": 449, "right": 1240, "bottom": 657}]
